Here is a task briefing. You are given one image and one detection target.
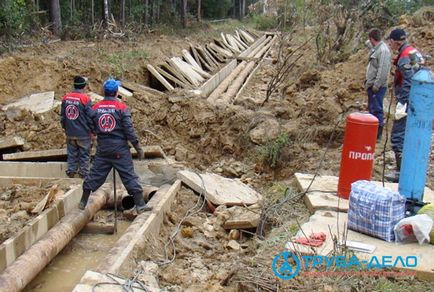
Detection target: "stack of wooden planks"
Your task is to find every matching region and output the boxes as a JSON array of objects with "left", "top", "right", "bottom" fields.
[{"left": 147, "top": 28, "right": 259, "bottom": 92}]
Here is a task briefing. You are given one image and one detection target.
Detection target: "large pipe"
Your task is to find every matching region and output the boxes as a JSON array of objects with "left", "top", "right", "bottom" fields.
[
  {"left": 105, "top": 185, "right": 159, "bottom": 210},
  {"left": 0, "top": 184, "right": 112, "bottom": 292}
]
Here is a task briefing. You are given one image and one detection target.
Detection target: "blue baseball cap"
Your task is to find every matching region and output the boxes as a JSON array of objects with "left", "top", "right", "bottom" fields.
[
  {"left": 387, "top": 28, "right": 406, "bottom": 41},
  {"left": 103, "top": 79, "right": 121, "bottom": 93}
]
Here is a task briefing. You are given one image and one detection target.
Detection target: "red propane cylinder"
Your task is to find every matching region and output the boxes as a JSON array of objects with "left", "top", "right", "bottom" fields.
[{"left": 337, "top": 112, "right": 378, "bottom": 199}]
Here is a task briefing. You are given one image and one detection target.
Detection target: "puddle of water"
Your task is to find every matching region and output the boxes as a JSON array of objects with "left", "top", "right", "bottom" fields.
[{"left": 24, "top": 219, "right": 130, "bottom": 292}]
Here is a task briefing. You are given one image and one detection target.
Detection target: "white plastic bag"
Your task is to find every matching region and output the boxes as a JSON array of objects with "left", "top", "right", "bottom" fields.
[
  {"left": 394, "top": 102, "right": 407, "bottom": 120},
  {"left": 394, "top": 214, "right": 433, "bottom": 244}
]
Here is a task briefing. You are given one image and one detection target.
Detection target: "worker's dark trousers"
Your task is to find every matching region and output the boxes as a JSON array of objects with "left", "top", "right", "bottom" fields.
[
  {"left": 391, "top": 116, "right": 407, "bottom": 155},
  {"left": 66, "top": 137, "right": 91, "bottom": 177},
  {"left": 367, "top": 86, "right": 386, "bottom": 127},
  {"left": 82, "top": 147, "right": 143, "bottom": 195}
]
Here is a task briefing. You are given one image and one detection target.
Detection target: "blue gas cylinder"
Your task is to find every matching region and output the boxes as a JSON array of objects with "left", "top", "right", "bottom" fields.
[{"left": 399, "top": 68, "right": 434, "bottom": 201}]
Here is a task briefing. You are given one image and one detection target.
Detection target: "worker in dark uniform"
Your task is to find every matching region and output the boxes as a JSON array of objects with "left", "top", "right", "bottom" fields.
[
  {"left": 60, "top": 76, "right": 93, "bottom": 178},
  {"left": 385, "top": 28, "right": 424, "bottom": 182},
  {"left": 79, "top": 79, "right": 151, "bottom": 213}
]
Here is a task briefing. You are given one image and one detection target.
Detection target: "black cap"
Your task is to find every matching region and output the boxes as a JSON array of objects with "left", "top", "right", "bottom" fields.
[
  {"left": 387, "top": 28, "right": 406, "bottom": 41},
  {"left": 73, "top": 76, "right": 88, "bottom": 89}
]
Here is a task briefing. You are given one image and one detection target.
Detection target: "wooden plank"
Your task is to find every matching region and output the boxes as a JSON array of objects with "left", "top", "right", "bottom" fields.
[
  {"left": 146, "top": 64, "right": 175, "bottom": 91},
  {"left": 231, "top": 34, "right": 248, "bottom": 50},
  {"left": 176, "top": 58, "right": 211, "bottom": 79},
  {"left": 0, "top": 137, "right": 25, "bottom": 150},
  {"left": 200, "top": 46, "right": 219, "bottom": 67},
  {"left": 209, "top": 43, "right": 232, "bottom": 58},
  {"left": 221, "top": 33, "right": 237, "bottom": 52},
  {"left": 177, "top": 170, "right": 263, "bottom": 206},
  {"left": 118, "top": 86, "right": 133, "bottom": 98},
  {"left": 292, "top": 210, "right": 434, "bottom": 281},
  {"left": 2, "top": 91, "right": 56, "bottom": 114},
  {"left": 205, "top": 44, "right": 225, "bottom": 63},
  {"left": 196, "top": 46, "right": 218, "bottom": 68},
  {"left": 207, "top": 61, "right": 248, "bottom": 103},
  {"left": 170, "top": 58, "right": 204, "bottom": 86},
  {"left": 214, "top": 38, "right": 237, "bottom": 55},
  {"left": 155, "top": 65, "right": 189, "bottom": 88},
  {"left": 198, "top": 59, "right": 237, "bottom": 97},
  {"left": 167, "top": 59, "right": 200, "bottom": 87},
  {"left": 235, "top": 30, "right": 249, "bottom": 47},
  {"left": 162, "top": 62, "right": 192, "bottom": 86},
  {"left": 189, "top": 45, "right": 203, "bottom": 69},
  {"left": 192, "top": 46, "right": 214, "bottom": 71},
  {"left": 182, "top": 49, "right": 202, "bottom": 70},
  {"left": 294, "top": 172, "right": 434, "bottom": 213},
  {"left": 0, "top": 185, "right": 81, "bottom": 272},
  {"left": 95, "top": 181, "right": 181, "bottom": 275},
  {"left": 239, "top": 35, "right": 267, "bottom": 58},
  {"left": 238, "top": 29, "right": 255, "bottom": 43},
  {"left": 3, "top": 148, "right": 67, "bottom": 161},
  {"left": 225, "top": 34, "right": 242, "bottom": 52}
]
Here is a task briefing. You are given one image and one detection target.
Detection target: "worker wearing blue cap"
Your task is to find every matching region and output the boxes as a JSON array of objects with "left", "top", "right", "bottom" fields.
[{"left": 79, "top": 78, "right": 151, "bottom": 213}]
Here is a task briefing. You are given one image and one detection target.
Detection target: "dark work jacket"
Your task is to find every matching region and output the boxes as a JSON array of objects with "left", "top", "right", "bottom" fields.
[
  {"left": 60, "top": 90, "right": 93, "bottom": 138},
  {"left": 92, "top": 96, "right": 139, "bottom": 155}
]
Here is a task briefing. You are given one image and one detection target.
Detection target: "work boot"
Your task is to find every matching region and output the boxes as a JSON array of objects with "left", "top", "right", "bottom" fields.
[
  {"left": 377, "top": 125, "right": 383, "bottom": 142},
  {"left": 79, "top": 190, "right": 91, "bottom": 210},
  {"left": 66, "top": 171, "right": 76, "bottom": 178},
  {"left": 132, "top": 192, "right": 152, "bottom": 214},
  {"left": 385, "top": 152, "right": 402, "bottom": 183}
]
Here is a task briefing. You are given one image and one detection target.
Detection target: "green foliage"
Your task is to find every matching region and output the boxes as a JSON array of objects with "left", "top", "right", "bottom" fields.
[
  {"left": 0, "top": 0, "right": 28, "bottom": 37},
  {"left": 104, "top": 49, "right": 149, "bottom": 78},
  {"left": 247, "top": 14, "right": 278, "bottom": 30},
  {"left": 258, "top": 133, "right": 290, "bottom": 168},
  {"left": 202, "top": 0, "right": 232, "bottom": 19}
]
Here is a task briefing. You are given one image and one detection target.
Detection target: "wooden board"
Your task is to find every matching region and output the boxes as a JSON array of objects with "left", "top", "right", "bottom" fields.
[
  {"left": 2, "top": 91, "right": 56, "bottom": 114},
  {"left": 182, "top": 49, "right": 202, "bottom": 70},
  {"left": 155, "top": 65, "right": 189, "bottom": 88},
  {"left": 0, "top": 137, "right": 25, "bottom": 150},
  {"left": 146, "top": 64, "right": 175, "bottom": 91},
  {"left": 95, "top": 181, "right": 181, "bottom": 275},
  {"left": 290, "top": 210, "right": 434, "bottom": 281},
  {"left": 0, "top": 185, "right": 81, "bottom": 272},
  {"left": 294, "top": 173, "right": 434, "bottom": 213},
  {"left": 177, "top": 170, "right": 263, "bottom": 206},
  {"left": 3, "top": 148, "right": 67, "bottom": 161}
]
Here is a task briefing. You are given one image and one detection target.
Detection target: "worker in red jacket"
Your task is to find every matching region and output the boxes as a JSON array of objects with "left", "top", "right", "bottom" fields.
[
  {"left": 60, "top": 76, "right": 93, "bottom": 178},
  {"left": 79, "top": 79, "right": 151, "bottom": 214}
]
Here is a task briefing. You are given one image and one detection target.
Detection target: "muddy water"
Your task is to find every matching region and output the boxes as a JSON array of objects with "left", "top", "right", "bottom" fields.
[{"left": 24, "top": 219, "right": 130, "bottom": 292}]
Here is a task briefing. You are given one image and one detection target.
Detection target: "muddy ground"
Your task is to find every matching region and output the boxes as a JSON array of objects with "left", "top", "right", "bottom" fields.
[
  {"left": 0, "top": 14, "right": 433, "bottom": 291},
  {"left": 0, "top": 181, "right": 74, "bottom": 244}
]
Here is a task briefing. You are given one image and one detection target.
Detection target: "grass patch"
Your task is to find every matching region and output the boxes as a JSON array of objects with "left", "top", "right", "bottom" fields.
[
  {"left": 258, "top": 133, "right": 290, "bottom": 168},
  {"left": 103, "top": 49, "right": 149, "bottom": 78}
]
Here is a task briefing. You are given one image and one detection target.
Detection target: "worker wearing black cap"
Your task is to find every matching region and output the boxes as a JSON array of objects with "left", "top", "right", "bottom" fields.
[
  {"left": 79, "top": 79, "right": 151, "bottom": 214},
  {"left": 385, "top": 28, "right": 424, "bottom": 182},
  {"left": 60, "top": 76, "right": 94, "bottom": 178}
]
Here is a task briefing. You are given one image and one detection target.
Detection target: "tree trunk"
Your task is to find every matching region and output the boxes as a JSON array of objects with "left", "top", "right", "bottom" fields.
[
  {"left": 239, "top": 0, "right": 242, "bottom": 20},
  {"left": 49, "top": 0, "right": 62, "bottom": 35},
  {"left": 197, "top": 0, "right": 201, "bottom": 22},
  {"left": 91, "top": 0, "right": 94, "bottom": 25},
  {"left": 120, "top": 0, "right": 125, "bottom": 26},
  {"left": 181, "top": 0, "right": 187, "bottom": 28},
  {"left": 242, "top": 0, "right": 246, "bottom": 18},
  {"left": 143, "top": 0, "right": 149, "bottom": 26},
  {"left": 103, "top": 0, "right": 109, "bottom": 27},
  {"left": 232, "top": 0, "right": 236, "bottom": 18}
]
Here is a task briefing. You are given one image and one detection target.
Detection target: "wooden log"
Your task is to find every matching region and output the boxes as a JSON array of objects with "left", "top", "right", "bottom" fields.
[
  {"left": 215, "top": 37, "right": 238, "bottom": 54},
  {"left": 225, "top": 34, "right": 242, "bottom": 52},
  {"left": 220, "top": 36, "right": 274, "bottom": 104},
  {"left": 82, "top": 222, "right": 115, "bottom": 234},
  {"left": 0, "top": 185, "right": 111, "bottom": 292},
  {"left": 234, "top": 32, "right": 248, "bottom": 48},
  {"left": 221, "top": 33, "right": 237, "bottom": 52},
  {"left": 155, "top": 65, "right": 189, "bottom": 88},
  {"left": 146, "top": 64, "right": 175, "bottom": 91},
  {"left": 207, "top": 61, "right": 247, "bottom": 103},
  {"left": 177, "top": 58, "right": 211, "bottom": 79}
]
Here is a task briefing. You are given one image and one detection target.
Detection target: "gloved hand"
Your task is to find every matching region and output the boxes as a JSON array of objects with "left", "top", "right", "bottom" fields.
[
  {"left": 372, "top": 86, "right": 379, "bottom": 93},
  {"left": 134, "top": 144, "right": 144, "bottom": 160}
]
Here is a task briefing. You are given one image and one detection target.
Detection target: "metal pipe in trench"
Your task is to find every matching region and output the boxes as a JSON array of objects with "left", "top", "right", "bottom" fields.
[
  {"left": 0, "top": 184, "right": 112, "bottom": 292},
  {"left": 105, "top": 185, "right": 159, "bottom": 210}
]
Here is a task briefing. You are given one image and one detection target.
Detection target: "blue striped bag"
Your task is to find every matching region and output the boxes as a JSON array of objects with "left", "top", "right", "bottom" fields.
[{"left": 348, "top": 180, "right": 406, "bottom": 242}]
